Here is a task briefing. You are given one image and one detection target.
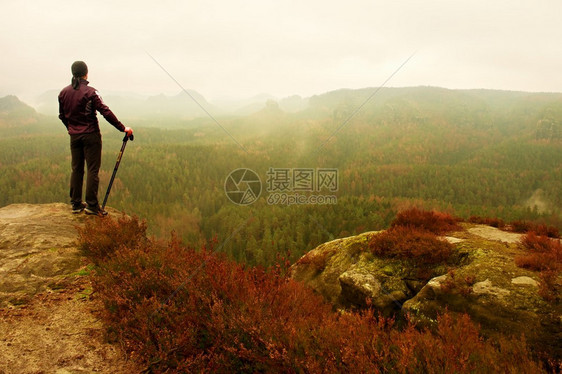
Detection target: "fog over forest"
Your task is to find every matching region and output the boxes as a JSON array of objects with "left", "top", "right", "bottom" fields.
[{"left": 1, "top": 2, "right": 561, "bottom": 372}]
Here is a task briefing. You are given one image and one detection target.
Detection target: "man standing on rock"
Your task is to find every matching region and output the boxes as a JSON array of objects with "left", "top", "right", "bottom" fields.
[{"left": 58, "top": 61, "right": 133, "bottom": 215}]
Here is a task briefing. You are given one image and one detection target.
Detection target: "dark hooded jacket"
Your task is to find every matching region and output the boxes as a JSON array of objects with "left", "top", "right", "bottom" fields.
[{"left": 58, "top": 79, "right": 125, "bottom": 135}]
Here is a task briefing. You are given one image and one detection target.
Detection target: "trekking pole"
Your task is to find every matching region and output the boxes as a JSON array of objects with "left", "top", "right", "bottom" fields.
[{"left": 101, "top": 133, "right": 134, "bottom": 212}]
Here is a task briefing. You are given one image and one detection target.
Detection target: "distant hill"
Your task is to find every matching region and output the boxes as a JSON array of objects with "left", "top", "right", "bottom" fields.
[
  {"left": 301, "top": 86, "right": 562, "bottom": 143},
  {"left": 34, "top": 88, "right": 217, "bottom": 120},
  {"left": 141, "top": 90, "right": 218, "bottom": 119},
  {"left": 9, "top": 84, "right": 562, "bottom": 142},
  {"left": 307, "top": 86, "right": 562, "bottom": 119},
  {"left": 0, "top": 95, "right": 39, "bottom": 128},
  {"left": 34, "top": 89, "right": 59, "bottom": 115},
  {"left": 0, "top": 95, "right": 37, "bottom": 117},
  {"left": 279, "top": 94, "right": 309, "bottom": 113},
  {"left": 212, "top": 93, "right": 277, "bottom": 115},
  {"left": 34, "top": 88, "right": 310, "bottom": 119}
]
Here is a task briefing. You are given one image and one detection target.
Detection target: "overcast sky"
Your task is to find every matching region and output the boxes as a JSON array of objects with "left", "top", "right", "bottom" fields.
[{"left": 1, "top": 0, "right": 561, "bottom": 102}]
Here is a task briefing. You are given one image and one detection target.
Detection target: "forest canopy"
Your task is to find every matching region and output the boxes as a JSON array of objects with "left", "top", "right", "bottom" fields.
[{"left": 0, "top": 87, "right": 560, "bottom": 266}]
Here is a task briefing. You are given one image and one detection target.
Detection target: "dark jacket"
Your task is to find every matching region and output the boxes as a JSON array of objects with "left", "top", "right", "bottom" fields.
[{"left": 58, "top": 79, "right": 125, "bottom": 135}]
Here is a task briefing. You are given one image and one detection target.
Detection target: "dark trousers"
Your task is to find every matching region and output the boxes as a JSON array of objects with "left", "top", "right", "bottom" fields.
[{"left": 70, "top": 132, "right": 102, "bottom": 208}]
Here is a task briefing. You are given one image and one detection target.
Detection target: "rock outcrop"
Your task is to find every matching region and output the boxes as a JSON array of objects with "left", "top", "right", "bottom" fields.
[
  {"left": 0, "top": 203, "right": 136, "bottom": 373},
  {"left": 0, "top": 203, "right": 85, "bottom": 306},
  {"left": 290, "top": 223, "right": 561, "bottom": 360}
]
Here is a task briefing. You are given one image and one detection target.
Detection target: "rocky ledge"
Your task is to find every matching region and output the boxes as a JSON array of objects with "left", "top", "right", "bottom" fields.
[
  {"left": 0, "top": 203, "right": 123, "bottom": 306},
  {"left": 0, "top": 203, "right": 135, "bottom": 374},
  {"left": 290, "top": 223, "right": 561, "bottom": 360},
  {"left": 0, "top": 203, "right": 87, "bottom": 306}
]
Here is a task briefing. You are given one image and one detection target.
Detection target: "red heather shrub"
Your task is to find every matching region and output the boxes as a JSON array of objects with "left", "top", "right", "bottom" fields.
[
  {"left": 464, "top": 274, "right": 477, "bottom": 286},
  {"left": 440, "top": 270, "right": 475, "bottom": 296},
  {"left": 295, "top": 251, "right": 328, "bottom": 273},
  {"left": 515, "top": 232, "right": 562, "bottom": 303},
  {"left": 392, "top": 207, "right": 461, "bottom": 234},
  {"left": 515, "top": 232, "right": 562, "bottom": 272},
  {"left": 78, "top": 216, "right": 542, "bottom": 373},
  {"left": 370, "top": 226, "right": 454, "bottom": 266},
  {"left": 533, "top": 224, "right": 559, "bottom": 239},
  {"left": 468, "top": 216, "right": 505, "bottom": 229},
  {"left": 538, "top": 270, "right": 560, "bottom": 303},
  {"left": 396, "top": 313, "right": 539, "bottom": 374},
  {"left": 467, "top": 216, "right": 560, "bottom": 238},
  {"left": 511, "top": 220, "right": 534, "bottom": 233},
  {"left": 511, "top": 220, "right": 560, "bottom": 238},
  {"left": 78, "top": 214, "right": 148, "bottom": 264}
]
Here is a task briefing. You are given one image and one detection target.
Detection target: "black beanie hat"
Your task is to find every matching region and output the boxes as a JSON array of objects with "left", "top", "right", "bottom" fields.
[{"left": 71, "top": 61, "right": 88, "bottom": 77}]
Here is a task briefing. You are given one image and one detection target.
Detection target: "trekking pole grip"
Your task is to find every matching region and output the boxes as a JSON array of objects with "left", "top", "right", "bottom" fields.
[{"left": 123, "top": 133, "right": 134, "bottom": 142}]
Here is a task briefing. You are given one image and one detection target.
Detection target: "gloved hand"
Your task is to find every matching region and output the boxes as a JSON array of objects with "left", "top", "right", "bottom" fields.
[{"left": 124, "top": 127, "right": 133, "bottom": 136}]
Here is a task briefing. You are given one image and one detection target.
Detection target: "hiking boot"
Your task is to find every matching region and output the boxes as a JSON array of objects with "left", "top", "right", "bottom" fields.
[
  {"left": 85, "top": 205, "right": 108, "bottom": 216},
  {"left": 72, "top": 202, "right": 86, "bottom": 214}
]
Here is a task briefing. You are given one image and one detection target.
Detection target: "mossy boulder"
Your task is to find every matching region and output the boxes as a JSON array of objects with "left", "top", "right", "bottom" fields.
[
  {"left": 290, "top": 232, "right": 377, "bottom": 306},
  {"left": 290, "top": 230, "right": 441, "bottom": 314},
  {"left": 290, "top": 223, "right": 561, "bottom": 360},
  {"left": 403, "top": 225, "right": 561, "bottom": 360}
]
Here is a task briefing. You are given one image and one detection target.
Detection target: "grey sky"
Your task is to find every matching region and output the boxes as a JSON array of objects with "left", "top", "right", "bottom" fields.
[{"left": 1, "top": 0, "right": 561, "bottom": 102}]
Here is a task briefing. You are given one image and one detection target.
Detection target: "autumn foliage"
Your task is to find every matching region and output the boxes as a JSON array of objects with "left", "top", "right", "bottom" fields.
[
  {"left": 468, "top": 216, "right": 560, "bottom": 238},
  {"left": 78, "top": 214, "right": 148, "bottom": 264},
  {"left": 517, "top": 231, "right": 562, "bottom": 270},
  {"left": 391, "top": 207, "right": 461, "bottom": 234},
  {"left": 78, "top": 215, "right": 541, "bottom": 373},
  {"left": 510, "top": 220, "right": 560, "bottom": 238},
  {"left": 369, "top": 208, "right": 459, "bottom": 277},
  {"left": 468, "top": 215, "right": 505, "bottom": 229},
  {"left": 294, "top": 250, "right": 329, "bottom": 273},
  {"left": 370, "top": 226, "right": 453, "bottom": 267},
  {"left": 515, "top": 231, "right": 562, "bottom": 302}
]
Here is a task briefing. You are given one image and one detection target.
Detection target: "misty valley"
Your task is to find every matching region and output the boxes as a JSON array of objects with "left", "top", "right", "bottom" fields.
[
  {"left": 1, "top": 85, "right": 562, "bottom": 372},
  {"left": 1, "top": 86, "right": 560, "bottom": 266}
]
